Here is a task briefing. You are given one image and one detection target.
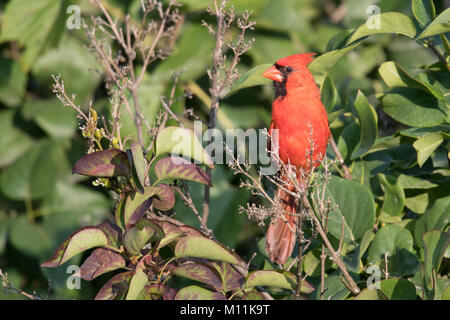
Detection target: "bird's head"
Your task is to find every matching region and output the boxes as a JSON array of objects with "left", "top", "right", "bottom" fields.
[{"left": 262, "top": 53, "right": 316, "bottom": 99}]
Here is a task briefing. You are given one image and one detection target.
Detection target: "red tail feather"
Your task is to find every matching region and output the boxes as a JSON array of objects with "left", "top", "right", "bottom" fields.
[{"left": 265, "top": 184, "right": 298, "bottom": 265}]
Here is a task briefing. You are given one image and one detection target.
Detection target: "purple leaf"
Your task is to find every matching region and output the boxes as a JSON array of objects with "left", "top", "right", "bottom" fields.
[
  {"left": 127, "top": 142, "right": 147, "bottom": 193},
  {"left": 41, "top": 226, "right": 109, "bottom": 268},
  {"left": 172, "top": 261, "right": 223, "bottom": 291},
  {"left": 179, "top": 225, "right": 205, "bottom": 237},
  {"left": 73, "top": 149, "right": 130, "bottom": 177},
  {"left": 95, "top": 271, "right": 133, "bottom": 300},
  {"left": 158, "top": 221, "right": 186, "bottom": 249},
  {"left": 141, "top": 283, "right": 177, "bottom": 300},
  {"left": 97, "top": 221, "right": 122, "bottom": 248},
  {"left": 213, "top": 262, "right": 244, "bottom": 292},
  {"left": 174, "top": 285, "right": 226, "bottom": 300},
  {"left": 119, "top": 185, "right": 175, "bottom": 229},
  {"left": 152, "top": 184, "right": 175, "bottom": 211},
  {"left": 155, "top": 157, "right": 211, "bottom": 186},
  {"left": 126, "top": 197, "right": 153, "bottom": 229},
  {"left": 80, "top": 248, "right": 126, "bottom": 281},
  {"left": 241, "top": 291, "right": 266, "bottom": 300}
]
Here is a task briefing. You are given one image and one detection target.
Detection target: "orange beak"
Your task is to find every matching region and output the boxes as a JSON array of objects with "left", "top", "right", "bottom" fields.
[{"left": 262, "top": 65, "right": 283, "bottom": 82}]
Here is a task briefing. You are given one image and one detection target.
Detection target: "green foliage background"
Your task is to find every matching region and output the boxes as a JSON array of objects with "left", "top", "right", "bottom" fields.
[{"left": 0, "top": 0, "right": 448, "bottom": 299}]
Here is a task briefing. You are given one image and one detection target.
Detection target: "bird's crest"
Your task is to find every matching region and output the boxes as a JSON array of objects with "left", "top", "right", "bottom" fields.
[{"left": 276, "top": 53, "right": 316, "bottom": 68}]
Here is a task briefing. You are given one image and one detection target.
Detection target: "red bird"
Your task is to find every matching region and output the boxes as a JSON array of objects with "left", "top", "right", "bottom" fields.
[{"left": 262, "top": 53, "right": 331, "bottom": 265}]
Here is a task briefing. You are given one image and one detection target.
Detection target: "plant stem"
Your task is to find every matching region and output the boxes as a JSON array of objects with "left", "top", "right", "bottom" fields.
[
  {"left": 330, "top": 137, "right": 352, "bottom": 180},
  {"left": 301, "top": 194, "right": 360, "bottom": 294},
  {"left": 295, "top": 202, "right": 305, "bottom": 299}
]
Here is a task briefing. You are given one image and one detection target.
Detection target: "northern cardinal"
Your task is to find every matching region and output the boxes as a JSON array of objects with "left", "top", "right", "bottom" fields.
[{"left": 262, "top": 53, "right": 331, "bottom": 265}]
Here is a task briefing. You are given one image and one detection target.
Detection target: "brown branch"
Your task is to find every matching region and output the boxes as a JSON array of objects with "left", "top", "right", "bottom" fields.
[
  {"left": 330, "top": 136, "right": 352, "bottom": 180},
  {"left": 301, "top": 194, "right": 360, "bottom": 295},
  {"left": 295, "top": 201, "right": 305, "bottom": 299},
  {"left": 202, "top": 0, "right": 254, "bottom": 226},
  {"left": 1, "top": 269, "right": 42, "bottom": 300}
]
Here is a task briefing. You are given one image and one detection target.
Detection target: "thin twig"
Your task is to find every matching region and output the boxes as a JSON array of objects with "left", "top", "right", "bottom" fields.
[
  {"left": 301, "top": 194, "right": 360, "bottom": 294},
  {"left": 330, "top": 136, "right": 352, "bottom": 180},
  {"left": 0, "top": 269, "right": 42, "bottom": 300},
  {"left": 427, "top": 39, "right": 449, "bottom": 71}
]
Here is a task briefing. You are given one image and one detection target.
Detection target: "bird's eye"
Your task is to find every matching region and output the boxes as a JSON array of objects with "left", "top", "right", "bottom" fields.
[{"left": 285, "top": 66, "right": 293, "bottom": 73}]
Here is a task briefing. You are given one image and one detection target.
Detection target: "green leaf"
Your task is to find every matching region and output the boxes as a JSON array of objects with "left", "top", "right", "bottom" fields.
[
  {"left": 0, "top": 0, "right": 65, "bottom": 70},
  {"left": 0, "top": 211, "right": 8, "bottom": 256},
  {"left": 156, "top": 126, "right": 214, "bottom": 169},
  {"left": 224, "top": 64, "right": 272, "bottom": 98},
  {"left": 405, "top": 192, "right": 429, "bottom": 214},
  {"left": 72, "top": 149, "right": 130, "bottom": 178},
  {"left": 311, "top": 274, "right": 351, "bottom": 300},
  {"left": 0, "top": 57, "right": 27, "bottom": 106},
  {"left": 422, "top": 231, "right": 450, "bottom": 292},
  {"left": 10, "top": 216, "right": 51, "bottom": 259},
  {"left": 415, "top": 196, "right": 450, "bottom": 248},
  {"left": 378, "top": 174, "right": 405, "bottom": 218},
  {"left": 119, "top": 75, "right": 164, "bottom": 148},
  {"left": 354, "top": 288, "right": 389, "bottom": 300},
  {"left": 380, "top": 88, "right": 446, "bottom": 128},
  {"left": 346, "top": 12, "right": 417, "bottom": 45},
  {"left": 172, "top": 261, "right": 223, "bottom": 291},
  {"left": 154, "top": 156, "right": 211, "bottom": 186},
  {"left": 128, "top": 142, "right": 147, "bottom": 193},
  {"left": 320, "top": 175, "right": 376, "bottom": 243},
  {"left": 174, "top": 236, "right": 245, "bottom": 267},
  {"left": 174, "top": 285, "right": 226, "bottom": 300},
  {"left": 378, "top": 61, "right": 444, "bottom": 100},
  {"left": 321, "top": 75, "right": 338, "bottom": 112},
  {"left": 397, "top": 174, "right": 438, "bottom": 189},
  {"left": 309, "top": 42, "right": 361, "bottom": 85},
  {"left": 0, "top": 140, "right": 65, "bottom": 200},
  {"left": 153, "top": 23, "right": 215, "bottom": 81},
  {"left": 79, "top": 248, "right": 126, "bottom": 281},
  {"left": 413, "top": 133, "right": 444, "bottom": 167},
  {"left": 399, "top": 125, "right": 450, "bottom": 139},
  {"left": 245, "top": 270, "right": 314, "bottom": 293},
  {"left": 41, "top": 226, "right": 109, "bottom": 267},
  {"left": 351, "top": 90, "right": 378, "bottom": 159},
  {"left": 337, "top": 122, "right": 360, "bottom": 160},
  {"left": 443, "top": 285, "right": 450, "bottom": 300},
  {"left": 412, "top": 0, "right": 436, "bottom": 26},
  {"left": 0, "top": 110, "right": 33, "bottom": 167},
  {"left": 367, "top": 224, "right": 419, "bottom": 276},
  {"left": 32, "top": 36, "right": 101, "bottom": 103},
  {"left": 123, "top": 219, "right": 164, "bottom": 256},
  {"left": 126, "top": 260, "right": 148, "bottom": 300},
  {"left": 22, "top": 98, "right": 77, "bottom": 139},
  {"left": 379, "top": 279, "right": 417, "bottom": 300},
  {"left": 255, "top": 0, "right": 310, "bottom": 33},
  {"left": 417, "top": 8, "right": 450, "bottom": 39}
]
